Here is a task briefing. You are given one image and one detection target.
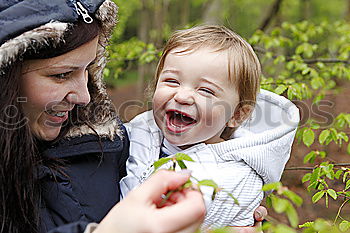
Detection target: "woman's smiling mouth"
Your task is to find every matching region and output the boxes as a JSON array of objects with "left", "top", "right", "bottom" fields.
[{"left": 44, "top": 109, "right": 70, "bottom": 125}]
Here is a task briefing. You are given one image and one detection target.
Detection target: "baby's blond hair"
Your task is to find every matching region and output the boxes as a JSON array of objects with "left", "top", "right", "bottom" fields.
[{"left": 154, "top": 25, "right": 261, "bottom": 110}]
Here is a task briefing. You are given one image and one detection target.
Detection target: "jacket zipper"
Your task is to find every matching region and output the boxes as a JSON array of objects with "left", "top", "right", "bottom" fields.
[{"left": 73, "top": 1, "right": 93, "bottom": 23}]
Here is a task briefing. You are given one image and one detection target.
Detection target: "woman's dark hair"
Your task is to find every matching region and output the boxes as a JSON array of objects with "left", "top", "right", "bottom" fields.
[{"left": 0, "top": 19, "right": 100, "bottom": 233}]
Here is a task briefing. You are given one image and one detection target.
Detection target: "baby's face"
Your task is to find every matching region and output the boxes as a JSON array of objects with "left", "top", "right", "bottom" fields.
[{"left": 152, "top": 47, "right": 240, "bottom": 148}]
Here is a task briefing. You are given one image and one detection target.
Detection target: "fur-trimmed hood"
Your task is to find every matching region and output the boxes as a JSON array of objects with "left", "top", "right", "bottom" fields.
[{"left": 0, "top": 0, "right": 122, "bottom": 139}]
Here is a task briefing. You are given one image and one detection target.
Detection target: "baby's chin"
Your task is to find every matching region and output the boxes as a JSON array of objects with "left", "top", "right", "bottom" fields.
[{"left": 165, "top": 136, "right": 197, "bottom": 150}]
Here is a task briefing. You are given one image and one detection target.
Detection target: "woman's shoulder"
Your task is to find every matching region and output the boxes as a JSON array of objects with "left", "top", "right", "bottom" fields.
[{"left": 42, "top": 131, "right": 127, "bottom": 160}]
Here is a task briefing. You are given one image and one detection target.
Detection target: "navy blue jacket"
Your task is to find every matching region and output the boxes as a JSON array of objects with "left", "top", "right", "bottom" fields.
[{"left": 38, "top": 128, "right": 129, "bottom": 233}]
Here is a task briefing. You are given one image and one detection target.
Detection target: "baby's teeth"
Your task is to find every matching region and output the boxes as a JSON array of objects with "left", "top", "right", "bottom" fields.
[{"left": 54, "top": 112, "right": 66, "bottom": 117}]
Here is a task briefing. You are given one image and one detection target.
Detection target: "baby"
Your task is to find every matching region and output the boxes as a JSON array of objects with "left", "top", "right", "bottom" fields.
[{"left": 120, "top": 25, "right": 299, "bottom": 229}]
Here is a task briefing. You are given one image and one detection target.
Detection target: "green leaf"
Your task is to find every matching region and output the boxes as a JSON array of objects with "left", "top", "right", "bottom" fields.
[
  {"left": 335, "top": 170, "right": 343, "bottom": 179},
  {"left": 303, "top": 129, "right": 315, "bottom": 147},
  {"left": 299, "top": 221, "right": 314, "bottom": 228},
  {"left": 227, "top": 192, "right": 239, "bottom": 205},
  {"left": 262, "top": 182, "right": 282, "bottom": 191},
  {"left": 310, "top": 167, "right": 321, "bottom": 186},
  {"left": 319, "top": 151, "right": 327, "bottom": 158},
  {"left": 286, "top": 204, "right": 299, "bottom": 228},
  {"left": 304, "top": 151, "right": 316, "bottom": 164},
  {"left": 339, "top": 220, "right": 350, "bottom": 232},
  {"left": 330, "top": 128, "right": 338, "bottom": 142},
  {"left": 345, "top": 191, "right": 350, "bottom": 197},
  {"left": 296, "top": 128, "right": 305, "bottom": 143},
  {"left": 283, "top": 190, "right": 303, "bottom": 206},
  {"left": 347, "top": 143, "right": 350, "bottom": 155},
  {"left": 313, "top": 218, "right": 333, "bottom": 231},
  {"left": 327, "top": 189, "right": 337, "bottom": 200},
  {"left": 275, "top": 224, "right": 297, "bottom": 233},
  {"left": 153, "top": 157, "right": 171, "bottom": 171},
  {"left": 183, "top": 180, "right": 193, "bottom": 189},
  {"left": 335, "top": 116, "right": 346, "bottom": 129},
  {"left": 266, "top": 196, "right": 272, "bottom": 208},
  {"left": 198, "top": 179, "right": 219, "bottom": 189},
  {"left": 313, "top": 93, "right": 325, "bottom": 104},
  {"left": 273, "top": 55, "right": 286, "bottom": 64},
  {"left": 310, "top": 122, "right": 320, "bottom": 130},
  {"left": 275, "top": 85, "right": 288, "bottom": 95},
  {"left": 319, "top": 130, "right": 330, "bottom": 145},
  {"left": 103, "top": 68, "right": 110, "bottom": 77},
  {"left": 302, "top": 173, "right": 311, "bottom": 183},
  {"left": 209, "top": 227, "right": 233, "bottom": 233},
  {"left": 287, "top": 87, "right": 295, "bottom": 100},
  {"left": 296, "top": 44, "right": 305, "bottom": 55},
  {"left": 177, "top": 160, "right": 187, "bottom": 170},
  {"left": 174, "top": 153, "right": 195, "bottom": 162},
  {"left": 272, "top": 197, "right": 289, "bottom": 213},
  {"left": 343, "top": 172, "right": 349, "bottom": 183},
  {"left": 345, "top": 180, "right": 350, "bottom": 190},
  {"left": 312, "top": 191, "right": 325, "bottom": 203},
  {"left": 311, "top": 77, "right": 323, "bottom": 89}
]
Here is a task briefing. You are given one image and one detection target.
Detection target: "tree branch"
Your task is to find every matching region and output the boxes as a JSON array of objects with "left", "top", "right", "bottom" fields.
[
  {"left": 258, "top": 0, "right": 284, "bottom": 31},
  {"left": 254, "top": 46, "right": 350, "bottom": 65},
  {"left": 285, "top": 167, "right": 314, "bottom": 171},
  {"left": 303, "top": 58, "right": 350, "bottom": 65},
  {"left": 285, "top": 163, "right": 350, "bottom": 171}
]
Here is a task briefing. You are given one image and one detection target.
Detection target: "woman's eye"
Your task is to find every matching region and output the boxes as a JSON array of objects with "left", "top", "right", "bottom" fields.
[
  {"left": 199, "top": 88, "right": 215, "bottom": 96},
  {"left": 50, "top": 71, "right": 72, "bottom": 80}
]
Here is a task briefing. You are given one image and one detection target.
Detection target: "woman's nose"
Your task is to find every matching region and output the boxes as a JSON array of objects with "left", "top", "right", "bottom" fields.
[
  {"left": 65, "top": 71, "right": 91, "bottom": 105},
  {"left": 174, "top": 87, "right": 194, "bottom": 105}
]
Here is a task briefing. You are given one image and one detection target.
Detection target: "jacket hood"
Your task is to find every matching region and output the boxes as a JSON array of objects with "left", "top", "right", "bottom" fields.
[
  {"left": 208, "top": 89, "right": 300, "bottom": 184},
  {"left": 0, "top": 0, "right": 122, "bottom": 139}
]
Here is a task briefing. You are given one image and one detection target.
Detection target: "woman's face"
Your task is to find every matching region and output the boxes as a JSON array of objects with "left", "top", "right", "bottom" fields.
[{"left": 20, "top": 37, "right": 98, "bottom": 141}]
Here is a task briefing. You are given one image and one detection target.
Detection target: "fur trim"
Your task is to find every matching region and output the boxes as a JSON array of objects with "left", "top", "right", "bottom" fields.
[
  {"left": 67, "top": 0, "right": 122, "bottom": 139},
  {"left": 0, "top": 0, "right": 122, "bottom": 140},
  {"left": 0, "top": 22, "right": 67, "bottom": 73}
]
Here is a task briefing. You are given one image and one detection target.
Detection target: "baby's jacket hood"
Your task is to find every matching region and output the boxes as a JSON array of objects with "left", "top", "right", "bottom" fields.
[
  {"left": 208, "top": 89, "right": 300, "bottom": 184},
  {"left": 0, "top": 0, "right": 121, "bottom": 139}
]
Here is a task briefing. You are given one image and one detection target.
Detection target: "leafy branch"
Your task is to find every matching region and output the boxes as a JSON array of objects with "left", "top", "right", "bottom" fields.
[
  {"left": 286, "top": 163, "right": 350, "bottom": 171},
  {"left": 254, "top": 46, "right": 350, "bottom": 65},
  {"left": 153, "top": 153, "right": 239, "bottom": 205}
]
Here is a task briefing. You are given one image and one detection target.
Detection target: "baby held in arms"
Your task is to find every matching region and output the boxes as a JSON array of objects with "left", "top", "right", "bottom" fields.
[{"left": 120, "top": 25, "right": 299, "bottom": 229}]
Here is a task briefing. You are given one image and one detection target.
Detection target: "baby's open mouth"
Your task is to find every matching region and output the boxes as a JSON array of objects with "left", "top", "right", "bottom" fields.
[
  {"left": 45, "top": 109, "right": 68, "bottom": 118},
  {"left": 166, "top": 110, "right": 197, "bottom": 129}
]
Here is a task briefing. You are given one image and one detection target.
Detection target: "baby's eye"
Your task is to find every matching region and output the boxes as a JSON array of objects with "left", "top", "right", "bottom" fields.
[
  {"left": 199, "top": 87, "right": 215, "bottom": 96},
  {"left": 164, "top": 79, "right": 179, "bottom": 85},
  {"left": 50, "top": 71, "right": 72, "bottom": 80}
]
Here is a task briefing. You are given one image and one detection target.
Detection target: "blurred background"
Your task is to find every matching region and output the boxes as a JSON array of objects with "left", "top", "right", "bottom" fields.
[{"left": 104, "top": 0, "right": 350, "bottom": 228}]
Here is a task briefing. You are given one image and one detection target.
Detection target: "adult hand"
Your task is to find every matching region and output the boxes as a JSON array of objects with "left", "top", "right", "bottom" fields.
[
  {"left": 95, "top": 170, "right": 206, "bottom": 233},
  {"left": 230, "top": 206, "right": 268, "bottom": 233}
]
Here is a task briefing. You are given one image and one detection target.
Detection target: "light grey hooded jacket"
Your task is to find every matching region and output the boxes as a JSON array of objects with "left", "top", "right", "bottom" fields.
[{"left": 121, "top": 89, "right": 300, "bottom": 228}]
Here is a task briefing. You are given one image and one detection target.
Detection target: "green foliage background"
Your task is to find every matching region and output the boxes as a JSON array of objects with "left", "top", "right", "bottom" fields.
[{"left": 105, "top": 0, "right": 350, "bottom": 232}]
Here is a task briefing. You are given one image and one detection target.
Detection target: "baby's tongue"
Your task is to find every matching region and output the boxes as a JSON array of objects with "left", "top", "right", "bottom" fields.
[{"left": 171, "top": 114, "right": 195, "bottom": 127}]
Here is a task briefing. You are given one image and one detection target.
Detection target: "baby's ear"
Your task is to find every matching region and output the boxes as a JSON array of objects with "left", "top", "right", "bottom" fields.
[{"left": 227, "top": 104, "right": 254, "bottom": 128}]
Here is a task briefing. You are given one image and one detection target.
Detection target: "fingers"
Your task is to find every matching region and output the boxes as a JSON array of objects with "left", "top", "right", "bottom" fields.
[
  {"left": 135, "top": 170, "right": 192, "bottom": 201},
  {"left": 230, "top": 226, "right": 257, "bottom": 233},
  {"left": 127, "top": 170, "right": 205, "bottom": 232},
  {"left": 254, "top": 206, "right": 268, "bottom": 222},
  {"left": 153, "top": 189, "right": 206, "bottom": 232}
]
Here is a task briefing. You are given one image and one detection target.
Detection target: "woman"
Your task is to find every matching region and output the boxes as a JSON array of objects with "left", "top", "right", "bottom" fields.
[
  {"left": 1, "top": 0, "right": 205, "bottom": 232},
  {"left": 0, "top": 0, "right": 265, "bottom": 232}
]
